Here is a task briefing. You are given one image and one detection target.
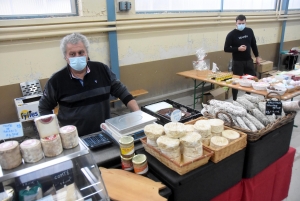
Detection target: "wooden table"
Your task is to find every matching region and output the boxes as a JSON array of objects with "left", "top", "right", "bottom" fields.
[{"left": 177, "top": 70, "right": 300, "bottom": 108}]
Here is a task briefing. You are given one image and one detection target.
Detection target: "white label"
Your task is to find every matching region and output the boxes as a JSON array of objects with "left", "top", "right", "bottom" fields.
[
  {"left": 0, "top": 122, "right": 23, "bottom": 140},
  {"left": 170, "top": 109, "right": 182, "bottom": 122}
]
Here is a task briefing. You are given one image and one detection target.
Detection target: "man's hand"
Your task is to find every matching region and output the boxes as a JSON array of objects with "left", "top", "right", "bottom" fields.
[
  {"left": 238, "top": 45, "right": 247, "bottom": 51},
  {"left": 127, "top": 99, "right": 140, "bottom": 112},
  {"left": 256, "top": 57, "right": 261, "bottom": 65}
]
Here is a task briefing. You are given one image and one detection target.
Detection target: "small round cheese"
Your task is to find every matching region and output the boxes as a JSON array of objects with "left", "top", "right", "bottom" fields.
[
  {"left": 0, "top": 141, "right": 22, "bottom": 169},
  {"left": 182, "top": 145, "right": 203, "bottom": 158},
  {"left": 193, "top": 120, "right": 211, "bottom": 138},
  {"left": 41, "top": 134, "right": 63, "bottom": 157},
  {"left": 164, "top": 122, "right": 186, "bottom": 138},
  {"left": 211, "top": 132, "right": 222, "bottom": 137},
  {"left": 222, "top": 130, "right": 240, "bottom": 142},
  {"left": 161, "top": 147, "right": 181, "bottom": 164},
  {"left": 208, "top": 119, "right": 224, "bottom": 133},
  {"left": 144, "top": 124, "right": 164, "bottom": 140},
  {"left": 184, "top": 125, "right": 195, "bottom": 133},
  {"left": 20, "top": 139, "right": 43, "bottom": 163},
  {"left": 180, "top": 132, "right": 202, "bottom": 147},
  {"left": 157, "top": 135, "right": 180, "bottom": 151},
  {"left": 210, "top": 136, "right": 229, "bottom": 149},
  {"left": 147, "top": 138, "right": 158, "bottom": 147},
  {"left": 59, "top": 125, "right": 79, "bottom": 149}
]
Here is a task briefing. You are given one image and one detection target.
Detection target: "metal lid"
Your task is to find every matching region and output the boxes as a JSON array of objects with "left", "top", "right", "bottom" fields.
[
  {"left": 132, "top": 154, "right": 147, "bottom": 165},
  {"left": 119, "top": 136, "right": 134, "bottom": 145}
]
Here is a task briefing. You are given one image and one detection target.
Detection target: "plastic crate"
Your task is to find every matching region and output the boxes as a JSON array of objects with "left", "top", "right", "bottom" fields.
[{"left": 141, "top": 99, "right": 202, "bottom": 125}]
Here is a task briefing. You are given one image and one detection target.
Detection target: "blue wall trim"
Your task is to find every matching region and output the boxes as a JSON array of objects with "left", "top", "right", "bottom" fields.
[
  {"left": 278, "top": 0, "right": 289, "bottom": 68},
  {"left": 106, "top": 0, "right": 120, "bottom": 79}
]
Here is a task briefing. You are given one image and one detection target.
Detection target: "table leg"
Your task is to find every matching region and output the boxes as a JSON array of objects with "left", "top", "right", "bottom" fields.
[{"left": 193, "top": 79, "right": 206, "bottom": 109}]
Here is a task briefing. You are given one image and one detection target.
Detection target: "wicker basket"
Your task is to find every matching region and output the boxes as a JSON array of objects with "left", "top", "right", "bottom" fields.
[
  {"left": 185, "top": 117, "right": 247, "bottom": 163},
  {"left": 140, "top": 137, "right": 213, "bottom": 175}
]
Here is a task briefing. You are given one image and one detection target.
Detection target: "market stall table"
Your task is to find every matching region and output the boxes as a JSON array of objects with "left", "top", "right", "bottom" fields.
[{"left": 177, "top": 70, "right": 300, "bottom": 108}]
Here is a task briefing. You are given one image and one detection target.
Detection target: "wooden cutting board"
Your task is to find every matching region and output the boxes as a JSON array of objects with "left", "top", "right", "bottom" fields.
[{"left": 100, "top": 167, "right": 167, "bottom": 201}]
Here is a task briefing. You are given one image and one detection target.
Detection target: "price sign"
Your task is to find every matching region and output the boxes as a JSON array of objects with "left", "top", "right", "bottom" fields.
[
  {"left": 0, "top": 122, "right": 23, "bottom": 140},
  {"left": 170, "top": 109, "right": 182, "bottom": 122},
  {"left": 51, "top": 169, "right": 74, "bottom": 190},
  {"left": 265, "top": 101, "right": 282, "bottom": 115}
]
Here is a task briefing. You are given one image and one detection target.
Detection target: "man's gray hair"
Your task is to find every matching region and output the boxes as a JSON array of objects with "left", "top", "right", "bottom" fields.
[{"left": 60, "top": 33, "right": 90, "bottom": 58}]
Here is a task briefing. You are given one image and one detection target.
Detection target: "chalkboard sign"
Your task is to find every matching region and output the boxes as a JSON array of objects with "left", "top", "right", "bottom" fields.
[
  {"left": 265, "top": 101, "right": 282, "bottom": 115},
  {"left": 51, "top": 169, "right": 74, "bottom": 190}
]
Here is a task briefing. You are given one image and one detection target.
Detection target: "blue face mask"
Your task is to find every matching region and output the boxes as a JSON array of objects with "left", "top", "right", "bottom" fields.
[
  {"left": 237, "top": 24, "right": 246, "bottom": 31},
  {"left": 69, "top": 56, "right": 87, "bottom": 71}
]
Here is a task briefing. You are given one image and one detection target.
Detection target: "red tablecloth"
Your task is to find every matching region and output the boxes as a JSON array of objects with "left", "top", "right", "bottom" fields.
[{"left": 211, "top": 147, "right": 296, "bottom": 201}]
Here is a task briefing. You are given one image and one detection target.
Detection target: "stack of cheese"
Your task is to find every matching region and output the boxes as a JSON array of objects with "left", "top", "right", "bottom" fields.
[
  {"left": 157, "top": 135, "right": 181, "bottom": 164},
  {"left": 144, "top": 124, "right": 164, "bottom": 148},
  {"left": 0, "top": 141, "right": 23, "bottom": 170},
  {"left": 193, "top": 120, "right": 212, "bottom": 146},
  {"left": 59, "top": 125, "right": 79, "bottom": 149},
  {"left": 180, "top": 132, "right": 203, "bottom": 163},
  {"left": 34, "top": 114, "right": 63, "bottom": 157}
]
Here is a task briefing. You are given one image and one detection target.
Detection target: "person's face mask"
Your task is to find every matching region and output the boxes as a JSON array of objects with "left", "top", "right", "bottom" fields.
[
  {"left": 237, "top": 24, "right": 246, "bottom": 31},
  {"left": 69, "top": 56, "right": 87, "bottom": 71}
]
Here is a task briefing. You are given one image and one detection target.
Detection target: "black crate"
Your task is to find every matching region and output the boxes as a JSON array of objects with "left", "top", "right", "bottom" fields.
[
  {"left": 136, "top": 148, "right": 246, "bottom": 201},
  {"left": 141, "top": 99, "right": 202, "bottom": 125},
  {"left": 243, "top": 120, "right": 294, "bottom": 178}
]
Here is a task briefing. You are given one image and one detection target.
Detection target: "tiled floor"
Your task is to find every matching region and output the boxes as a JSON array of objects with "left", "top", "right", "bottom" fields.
[{"left": 172, "top": 91, "right": 300, "bottom": 201}]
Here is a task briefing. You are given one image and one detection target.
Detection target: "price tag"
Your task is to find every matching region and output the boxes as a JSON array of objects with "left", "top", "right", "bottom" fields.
[
  {"left": 265, "top": 101, "right": 282, "bottom": 115},
  {"left": 51, "top": 169, "right": 74, "bottom": 190},
  {"left": 0, "top": 122, "right": 23, "bottom": 140},
  {"left": 170, "top": 109, "right": 182, "bottom": 122}
]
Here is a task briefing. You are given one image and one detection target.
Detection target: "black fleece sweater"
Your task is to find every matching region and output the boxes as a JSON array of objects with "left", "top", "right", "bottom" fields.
[
  {"left": 39, "top": 61, "right": 133, "bottom": 136},
  {"left": 224, "top": 27, "right": 259, "bottom": 61}
]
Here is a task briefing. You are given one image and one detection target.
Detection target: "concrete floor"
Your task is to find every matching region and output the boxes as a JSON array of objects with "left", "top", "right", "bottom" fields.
[{"left": 172, "top": 91, "right": 300, "bottom": 201}]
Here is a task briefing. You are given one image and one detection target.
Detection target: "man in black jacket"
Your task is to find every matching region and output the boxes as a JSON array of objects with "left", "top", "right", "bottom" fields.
[
  {"left": 224, "top": 14, "right": 260, "bottom": 100},
  {"left": 39, "top": 33, "right": 140, "bottom": 136}
]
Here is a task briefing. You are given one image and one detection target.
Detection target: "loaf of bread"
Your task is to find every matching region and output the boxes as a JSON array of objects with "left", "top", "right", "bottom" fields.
[
  {"left": 208, "top": 119, "right": 224, "bottom": 133},
  {"left": 221, "top": 130, "right": 240, "bottom": 142},
  {"left": 0, "top": 141, "right": 22, "bottom": 169},
  {"left": 164, "top": 122, "right": 186, "bottom": 138},
  {"left": 41, "top": 134, "right": 63, "bottom": 157},
  {"left": 34, "top": 114, "right": 60, "bottom": 138},
  {"left": 210, "top": 136, "right": 229, "bottom": 149},
  {"left": 20, "top": 139, "right": 43, "bottom": 163},
  {"left": 59, "top": 125, "right": 79, "bottom": 149}
]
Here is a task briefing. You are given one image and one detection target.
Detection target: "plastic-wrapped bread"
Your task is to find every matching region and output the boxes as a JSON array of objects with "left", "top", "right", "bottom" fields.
[
  {"left": 208, "top": 119, "right": 224, "bottom": 133},
  {"left": 221, "top": 130, "right": 240, "bottom": 142},
  {"left": 194, "top": 120, "right": 211, "bottom": 138},
  {"left": 164, "top": 122, "right": 186, "bottom": 138},
  {"left": 210, "top": 136, "right": 229, "bottom": 149},
  {"left": 241, "top": 117, "right": 258, "bottom": 132},
  {"left": 0, "top": 141, "right": 22, "bottom": 169},
  {"left": 184, "top": 125, "right": 195, "bottom": 134},
  {"left": 34, "top": 114, "right": 60, "bottom": 138},
  {"left": 20, "top": 139, "right": 44, "bottom": 163},
  {"left": 41, "top": 134, "right": 63, "bottom": 157},
  {"left": 180, "top": 132, "right": 202, "bottom": 147},
  {"left": 59, "top": 125, "right": 79, "bottom": 149}
]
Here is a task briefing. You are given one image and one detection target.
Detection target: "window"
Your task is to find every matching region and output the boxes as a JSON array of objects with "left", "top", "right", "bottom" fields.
[
  {"left": 135, "top": 0, "right": 222, "bottom": 13},
  {"left": 223, "top": 0, "right": 276, "bottom": 11},
  {"left": 288, "top": 0, "right": 300, "bottom": 9},
  {"left": 0, "top": 0, "right": 77, "bottom": 19}
]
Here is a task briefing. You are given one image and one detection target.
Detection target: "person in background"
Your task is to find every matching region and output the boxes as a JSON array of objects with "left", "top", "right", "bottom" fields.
[
  {"left": 224, "top": 14, "right": 260, "bottom": 100},
  {"left": 39, "top": 33, "right": 140, "bottom": 136}
]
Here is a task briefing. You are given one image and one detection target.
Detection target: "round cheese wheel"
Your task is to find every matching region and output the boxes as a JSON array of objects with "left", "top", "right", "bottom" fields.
[
  {"left": 184, "top": 125, "right": 195, "bottom": 133},
  {"left": 182, "top": 145, "right": 203, "bottom": 158},
  {"left": 144, "top": 124, "right": 164, "bottom": 140},
  {"left": 59, "top": 125, "right": 79, "bottom": 149},
  {"left": 161, "top": 147, "right": 181, "bottom": 164},
  {"left": 208, "top": 119, "right": 224, "bottom": 133},
  {"left": 147, "top": 138, "right": 158, "bottom": 147},
  {"left": 222, "top": 130, "right": 240, "bottom": 142},
  {"left": 183, "top": 153, "right": 201, "bottom": 164},
  {"left": 41, "top": 134, "right": 63, "bottom": 157},
  {"left": 0, "top": 141, "right": 22, "bottom": 170},
  {"left": 180, "top": 132, "right": 202, "bottom": 147},
  {"left": 156, "top": 135, "right": 180, "bottom": 151},
  {"left": 34, "top": 114, "right": 60, "bottom": 139},
  {"left": 211, "top": 132, "right": 222, "bottom": 137},
  {"left": 20, "top": 139, "right": 43, "bottom": 163},
  {"left": 193, "top": 120, "right": 211, "bottom": 138},
  {"left": 164, "top": 122, "right": 186, "bottom": 138},
  {"left": 210, "top": 136, "right": 229, "bottom": 149}
]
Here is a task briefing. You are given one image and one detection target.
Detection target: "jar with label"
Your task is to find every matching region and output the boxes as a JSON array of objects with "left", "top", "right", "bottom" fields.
[
  {"left": 120, "top": 155, "right": 134, "bottom": 171},
  {"left": 132, "top": 154, "right": 148, "bottom": 176},
  {"left": 119, "top": 136, "right": 134, "bottom": 158}
]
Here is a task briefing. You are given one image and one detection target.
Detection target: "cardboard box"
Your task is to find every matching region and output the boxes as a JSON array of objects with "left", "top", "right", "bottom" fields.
[
  {"left": 202, "top": 88, "right": 226, "bottom": 104},
  {"left": 260, "top": 70, "right": 280, "bottom": 78},
  {"left": 252, "top": 57, "right": 274, "bottom": 73}
]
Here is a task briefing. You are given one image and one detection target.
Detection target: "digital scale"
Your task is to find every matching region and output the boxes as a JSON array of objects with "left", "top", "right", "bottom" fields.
[{"left": 100, "top": 110, "right": 157, "bottom": 142}]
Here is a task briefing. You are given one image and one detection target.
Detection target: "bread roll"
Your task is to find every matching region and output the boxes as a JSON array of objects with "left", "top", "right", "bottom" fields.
[
  {"left": 20, "top": 139, "right": 43, "bottom": 163},
  {"left": 41, "top": 134, "right": 63, "bottom": 157},
  {"left": 59, "top": 125, "right": 79, "bottom": 149},
  {"left": 208, "top": 119, "right": 224, "bottom": 133},
  {"left": 193, "top": 120, "right": 211, "bottom": 138},
  {"left": 222, "top": 130, "right": 240, "bottom": 142},
  {"left": 144, "top": 124, "right": 164, "bottom": 140},
  {"left": 164, "top": 122, "right": 186, "bottom": 138},
  {"left": 180, "top": 132, "right": 202, "bottom": 147},
  {"left": 210, "top": 136, "right": 229, "bottom": 149},
  {"left": 0, "top": 141, "right": 22, "bottom": 169}
]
